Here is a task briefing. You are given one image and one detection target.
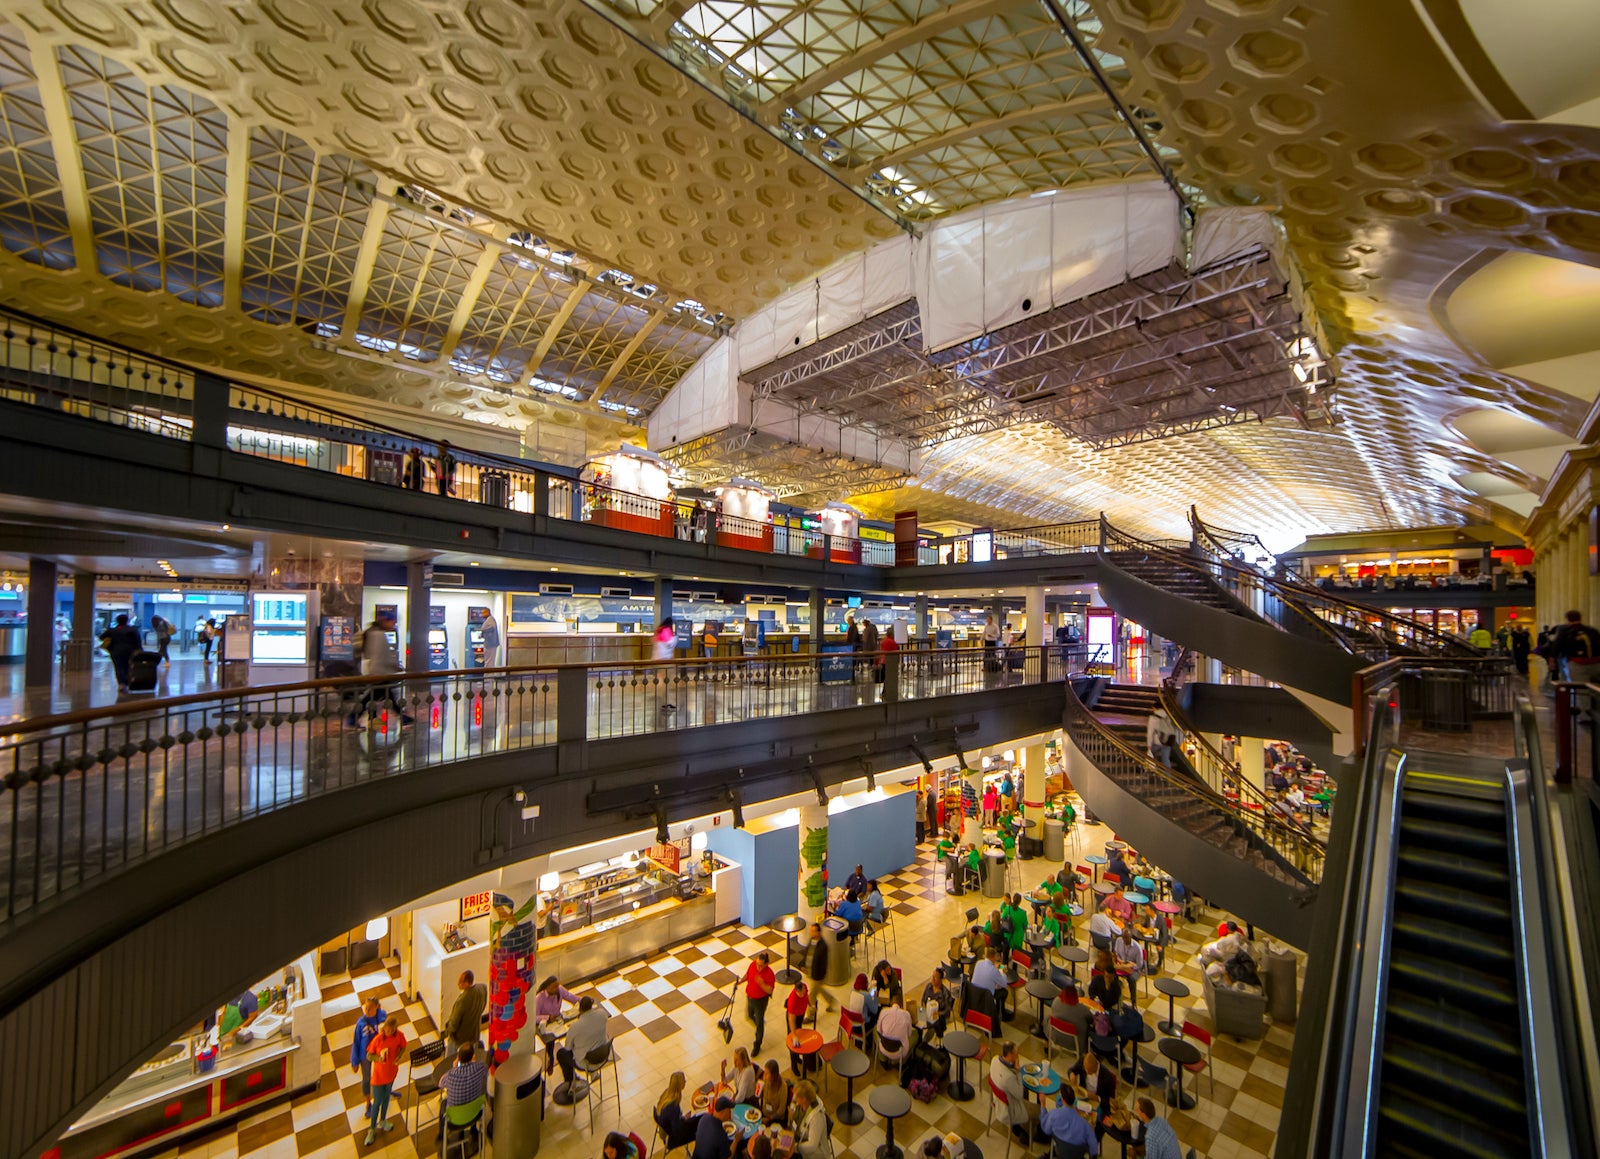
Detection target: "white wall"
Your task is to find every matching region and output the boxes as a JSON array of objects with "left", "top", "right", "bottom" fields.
[{"left": 359, "top": 587, "right": 503, "bottom": 669}]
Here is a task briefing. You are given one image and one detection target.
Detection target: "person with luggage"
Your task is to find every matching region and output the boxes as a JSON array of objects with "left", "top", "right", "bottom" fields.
[
  {"left": 98, "top": 613, "right": 143, "bottom": 691},
  {"left": 1555, "top": 609, "right": 1600, "bottom": 683},
  {"left": 348, "top": 609, "right": 413, "bottom": 727}
]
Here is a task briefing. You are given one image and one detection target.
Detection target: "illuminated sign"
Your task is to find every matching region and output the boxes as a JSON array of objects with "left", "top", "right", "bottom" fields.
[{"left": 460, "top": 890, "right": 493, "bottom": 921}]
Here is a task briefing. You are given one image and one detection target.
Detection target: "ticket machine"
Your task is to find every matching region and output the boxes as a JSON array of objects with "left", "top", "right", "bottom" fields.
[
  {"left": 427, "top": 605, "right": 449, "bottom": 670},
  {"left": 467, "top": 606, "right": 490, "bottom": 668}
]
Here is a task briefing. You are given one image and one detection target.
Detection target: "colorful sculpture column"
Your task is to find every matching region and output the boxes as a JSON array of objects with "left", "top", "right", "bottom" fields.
[{"left": 486, "top": 892, "right": 537, "bottom": 1068}]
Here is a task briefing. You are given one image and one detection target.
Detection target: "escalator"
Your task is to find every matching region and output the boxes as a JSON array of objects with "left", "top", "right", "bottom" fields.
[{"left": 1374, "top": 769, "right": 1527, "bottom": 1156}]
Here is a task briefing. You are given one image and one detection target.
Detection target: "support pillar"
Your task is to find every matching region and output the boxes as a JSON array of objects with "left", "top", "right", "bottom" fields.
[
  {"left": 1237, "top": 736, "right": 1267, "bottom": 793},
  {"left": 809, "top": 588, "right": 824, "bottom": 652},
  {"left": 797, "top": 802, "right": 829, "bottom": 923},
  {"left": 406, "top": 559, "right": 432, "bottom": 674},
  {"left": 916, "top": 594, "right": 929, "bottom": 642},
  {"left": 71, "top": 571, "right": 95, "bottom": 642},
  {"left": 1022, "top": 742, "right": 1048, "bottom": 861},
  {"left": 654, "top": 577, "right": 671, "bottom": 628},
  {"left": 24, "top": 558, "right": 57, "bottom": 688},
  {"left": 1025, "top": 587, "right": 1045, "bottom": 669},
  {"left": 961, "top": 766, "right": 983, "bottom": 847}
]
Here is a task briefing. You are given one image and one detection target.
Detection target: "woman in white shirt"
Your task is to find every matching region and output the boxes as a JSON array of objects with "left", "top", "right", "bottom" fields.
[
  {"left": 789, "top": 1080, "right": 833, "bottom": 1159},
  {"left": 721, "top": 1047, "right": 758, "bottom": 1105}
]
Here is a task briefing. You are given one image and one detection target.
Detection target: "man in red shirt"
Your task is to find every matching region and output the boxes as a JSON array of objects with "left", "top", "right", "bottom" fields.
[{"left": 744, "top": 950, "right": 776, "bottom": 1053}]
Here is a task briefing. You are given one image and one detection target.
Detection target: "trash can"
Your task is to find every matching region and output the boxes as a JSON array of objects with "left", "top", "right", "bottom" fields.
[
  {"left": 1420, "top": 668, "right": 1471, "bottom": 732},
  {"left": 1043, "top": 818, "right": 1064, "bottom": 861},
  {"left": 1263, "top": 945, "right": 1298, "bottom": 1025},
  {"left": 61, "top": 638, "right": 92, "bottom": 671},
  {"left": 982, "top": 850, "right": 1006, "bottom": 897},
  {"left": 480, "top": 470, "right": 511, "bottom": 508},
  {"left": 492, "top": 1051, "right": 543, "bottom": 1158},
  {"left": 825, "top": 929, "right": 853, "bottom": 987},
  {"left": 944, "top": 853, "right": 965, "bottom": 895}
]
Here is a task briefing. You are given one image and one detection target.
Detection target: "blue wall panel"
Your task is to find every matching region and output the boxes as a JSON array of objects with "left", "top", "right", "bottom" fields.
[
  {"left": 828, "top": 793, "right": 916, "bottom": 886},
  {"left": 706, "top": 825, "right": 799, "bottom": 928}
]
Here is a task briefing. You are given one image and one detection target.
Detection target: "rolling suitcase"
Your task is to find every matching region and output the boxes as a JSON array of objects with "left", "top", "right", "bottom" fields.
[{"left": 126, "top": 650, "right": 161, "bottom": 692}]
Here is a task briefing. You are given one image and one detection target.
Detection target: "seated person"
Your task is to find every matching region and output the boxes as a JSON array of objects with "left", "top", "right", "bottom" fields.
[
  {"left": 920, "top": 969, "right": 954, "bottom": 1038},
  {"left": 722, "top": 1046, "right": 758, "bottom": 1105},
  {"left": 1049, "top": 984, "right": 1093, "bottom": 1057},
  {"left": 963, "top": 845, "right": 982, "bottom": 884},
  {"left": 949, "top": 924, "right": 985, "bottom": 964},
  {"left": 1067, "top": 1053, "right": 1118, "bottom": 1122},
  {"left": 865, "top": 881, "right": 887, "bottom": 924},
  {"left": 1039, "top": 1091, "right": 1102, "bottom": 1158},
  {"left": 1111, "top": 929, "right": 1145, "bottom": 977},
  {"left": 1087, "top": 951, "right": 1123, "bottom": 1010},
  {"left": 1106, "top": 850, "right": 1131, "bottom": 882},
  {"left": 1087, "top": 909, "right": 1119, "bottom": 949},
  {"left": 984, "top": 909, "right": 1011, "bottom": 954},
  {"left": 844, "top": 864, "right": 868, "bottom": 897},
  {"left": 1038, "top": 909, "right": 1062, "bottom": 948},
  {"left": 988, "top": 1041, "right": 1039, "bottom": 1143},
  {"left": 834, "top": 890, "right": 864, "bottom": 933},
  {"left": 1102, "top": 892, "right": 1134, "bottom": 924},
  {"left": 875, "top": 996, "right": 914, "bottom": 1062},
  {"left": 759, "top": 1059, "right": 790, "bottom": 1124},
  {"left": 1039, "top": 874, "right": 1065, "bottom": 899},
  {"left": 1200, "top": 921, "right": 1246, "bottom": 965},
  {"left": 557, "top": 996, "right": 609, "bottom": 1085},
  {"left": 870, "top": 960, "right": 903, "bottom": 1009},
  {"left": 788, "top": 1081, "right": 832, "bottom": 1159},
  {"left": 1285, "top": 785, "right": 1307, "bottom": 811},
  {"left": 694, "top": 1096, "right": 737, "bottom": 1159},
  {"left": 656, "top": 1072, "right": 699, "bottom": 1150},
  {"left": 439, "top": 1043, "right": 489, "bottom": 1138}
]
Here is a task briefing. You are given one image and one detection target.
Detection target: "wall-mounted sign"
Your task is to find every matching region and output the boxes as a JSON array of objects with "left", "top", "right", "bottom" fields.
[{"left": 461, "top": 890, "right": 493, "bottom": 922}]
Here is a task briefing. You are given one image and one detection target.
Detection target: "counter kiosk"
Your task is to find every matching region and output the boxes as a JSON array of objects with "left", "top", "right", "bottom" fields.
[
  {"left": 584, "top": 447, "right": 674, "bottom": 537},
  {"left": 53, "top": 954, "right": 322, "bottom": 1159},
  {"left": 713, "top": 478, "right": 775, "bottom": 552},
  {"left": 808, "top": 502, "right": 863, "bottom": 563}
]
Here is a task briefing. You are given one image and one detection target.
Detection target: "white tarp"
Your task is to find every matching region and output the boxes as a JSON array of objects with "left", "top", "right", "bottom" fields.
[
  {"left": 1191, "top": 206, "right": 1275, "bottom": 271},
  {"left": 647, "top": 336, "right": 738, "bottom": 453}
]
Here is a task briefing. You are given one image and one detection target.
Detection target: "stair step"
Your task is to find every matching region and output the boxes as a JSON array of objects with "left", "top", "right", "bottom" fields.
[
  {"left": 1393, "top": 878, "right": 1510, "bottom": 928},
  {"left": 1388, "top": 949, "right": 1516, "bottom": 1013},
  {"left": 1374, "top": 1088, "right": 1526, "bottom": 1159},
  {"left": 1391, "top": 913, "right": 1512, "bottom": 974}
]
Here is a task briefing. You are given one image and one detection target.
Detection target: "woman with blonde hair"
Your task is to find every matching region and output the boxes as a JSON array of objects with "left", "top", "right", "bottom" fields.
[{"left": 653, "top": 1071, "right": 696, "bottom": 1149}]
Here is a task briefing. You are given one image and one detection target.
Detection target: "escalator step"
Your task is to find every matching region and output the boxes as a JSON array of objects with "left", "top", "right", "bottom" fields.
[
  {"left": 1397, "top": 845, "right": 1510, "bottom": 894},
  {"left": 1392, "top": 914, "right": 1513, "bottom": 973},
  {"left": 1393, "top": 877, "right": 1512, "bottom": 927},
  {"left": 1379, "top": 1039, "right": 1525, "bottom": 1131},
  {"left": 1388, "top": 949, "right": 1516, "bottom": 1013},
  {"left": 1402, "top": 788, "right": 1506, "bottom": 829},
  {"left": 1397, "top": 816, "right": 1507, "bottom": 860},
  {"left": 1375, "top": 1088, "right": 1526, "bottom": 1159},
  {"left": 1385, "top": 994, "right": 1523, "bottom": 1069}
]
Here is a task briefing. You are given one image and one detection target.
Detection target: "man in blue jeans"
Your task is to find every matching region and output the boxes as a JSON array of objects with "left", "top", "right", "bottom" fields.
[{"left": 349, "top": 997, "right": 387, "bottom": 1113}]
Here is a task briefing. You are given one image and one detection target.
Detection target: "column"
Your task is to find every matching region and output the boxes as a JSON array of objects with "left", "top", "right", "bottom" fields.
[
  {"left": 1025, "top": 587, "right": 1045, "bottom": 672},
  {"left": 1022, "top": 742, "right": 1048, "bottom": 861},
  {"left": 71, "top": 571, "right": 96, "bottom": 642},
  {"left": 406, "top": 559, "right": 432, "bottom": 674},
  {"left": 23, "top": 558, "right": 57, "bottom": 688},
  {"left": 191, "top": 371, "right": 230, "bottom": 450},
  {"left": 961, "top": 766, "right": 984, "bottom": 846},
  {"left": 809, "top": 588, "right": 825, "bottom": 652},
  {"left": 916, "top": 594, "right": 929, "bottom": 641},
  {"left": 654, "top": 577, "right": 671, "bottom": 628},
  {"left": 797, "top": 802, "right": 829, "bottom": 922},
  {"left": 1236, "top": 736, "right": 1267, "bottom": 793}
]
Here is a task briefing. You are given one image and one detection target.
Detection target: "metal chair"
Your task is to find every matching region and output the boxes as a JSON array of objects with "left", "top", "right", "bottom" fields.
[
  {"left": 983, "top": 1076, "right": 1016, "bottom": 1159},
  {"left": 579, "top": 1039, "right": 621, "bottom": 1130},
  {"left": 440, "top": 1094, "right": 486, "bottom": 1159},
  {"left": 403, "top": 1040, "right": 448, "bottom": 1136}
]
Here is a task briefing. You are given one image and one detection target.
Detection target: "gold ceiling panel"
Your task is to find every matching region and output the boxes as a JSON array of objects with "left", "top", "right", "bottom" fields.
[
  {"left": 1082, "top": 0, "right": 1599, "bottom": 526},
  {"left": 586, "top": 0, "right": 1157, "bottom": 216},
  {"left": 0, "top": 0, "right": 902, "bottom": 316}
]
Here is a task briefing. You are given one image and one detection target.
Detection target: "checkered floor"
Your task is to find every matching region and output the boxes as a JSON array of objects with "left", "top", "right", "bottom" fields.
[{"left": 152, "top": 811, "right": 1301, "bottom": 1159}]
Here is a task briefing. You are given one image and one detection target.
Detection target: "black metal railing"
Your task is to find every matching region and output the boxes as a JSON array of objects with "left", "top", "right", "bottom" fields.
[{"left": 1351, "top": 654, "right": 1520, "bottom": 757}]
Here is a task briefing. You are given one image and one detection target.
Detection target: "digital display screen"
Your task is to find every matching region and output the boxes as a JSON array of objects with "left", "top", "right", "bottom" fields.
[
  {"left": 252, "top": 593, "right": 307, "bottom": 628},
  {"left": 252, "top": 627, "right": 308, "bottom": 664},
  {"left": 1087, "top": 613, "right": 1114, "bottom": 648}
]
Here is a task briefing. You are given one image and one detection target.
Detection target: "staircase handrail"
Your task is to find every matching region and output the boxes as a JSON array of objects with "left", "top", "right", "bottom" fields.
[
  {"left": 1066, "top": 680, "right": 1324, "bottom": 885},
  {"left": 1188, "top": 505, "right": 1278, "bottom": 567},
  {"left": 1188, "top": 508, "right": 1476, "bottom": 659}
]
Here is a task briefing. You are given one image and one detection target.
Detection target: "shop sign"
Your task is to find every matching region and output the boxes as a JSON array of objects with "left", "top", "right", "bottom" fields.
[
  {"left": 461, "top": 890, "right": 493, "bottom": 921},
  {"left": 650, "top": 843, "right": 681, "bottom": 872}
]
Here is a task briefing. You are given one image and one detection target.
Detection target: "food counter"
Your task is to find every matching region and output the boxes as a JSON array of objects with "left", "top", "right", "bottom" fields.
[
  {"left": 54, "top": 954, "right": 321, "bottom": 1159},
  {"left": 536, "top": 856, "right": 737, "bottom": 983}
]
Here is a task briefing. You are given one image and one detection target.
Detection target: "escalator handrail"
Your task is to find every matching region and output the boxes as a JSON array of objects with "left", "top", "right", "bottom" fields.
[{"left": 1515, "top": 700, "right": 1599, "bottom": 1154}]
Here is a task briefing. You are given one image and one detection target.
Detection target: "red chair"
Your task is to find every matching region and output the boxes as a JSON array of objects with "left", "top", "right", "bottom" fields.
[
  {"left": 1103, "top": 871, "right": 1121, "bottom": 887},
  {"left": 984, "top": 1077, "right": 1016, "bottom": 1159},
  {"left": 818, "top": 1028, "right": 847, "bottom": 1092},
  {"left": 839, "top": 1006, "right": 867, "bottom": 1050},
  {"left": 1180, "top": 1020, "right": 1214, "bottom": 1097},
  {"left": 963, "top": 1004, "right": 995, "bottom": 1040},
  {"left": 1008, "top": 948, "right": 1035, "bottom": 983},
  {"left": 627, "top": 1132, "right": 648, "bottom": 1159}
]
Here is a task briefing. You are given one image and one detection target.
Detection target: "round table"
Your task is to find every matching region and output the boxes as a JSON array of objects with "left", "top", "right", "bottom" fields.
[
  {"left": 1092, "top": 880, "right": 1115, "bottom": 897},
  {"left": 831, "top": 1047, "right": 871, "bottom": 1125},
  {"left": 1122, "top": 891, "right": 1150, "bottom": 905},
  {"left": 1020, "top": 1062, "right": 1061, "bottom": 1103},
  {"left": 1120, "top": 1022, "right": 1157, "bottom": 1087},
  {"left": 957, "top": 953, "right": 979, "bottom": 978},
  {"left": 1151, "top": 900, "right": 1181, "bottom": 917},
  {"left": 787, "top": 1028, "right": 823, "bottom": 1076},
  {"left": 1024, "top": 977, "right": 1058, "bottom": 1038},
  {"left": 731, "top": 1105, "right": 764, "bottom": 1139},
  {"left": 868, "top": 1084, "right": 912, "bottom": 1159},
  {"left": 1132, "top": 876, "right": 1155, "bottom": 895},
  {"left": 775, "top": 913, "right": 807, "bottom": 985},
  {"left": 1152, "top": 977, "right": 1190, "bottom": 1036},
  {"left": 1084, "top": 854, "right": 1107, "bottom": 880},
  {"left": 1058, "top": 945, "right": 1089, "bottom": 982},
  {"left": 1104, "top": 841, "right": 1127, "bottom": 855},
  {"left": 943, "top": 1030, "right": 980, "bottom": 1101},
  {"left": 1025, "top": 931, "right": 1055, "bottom": 967},
  {"left": 1158, "top": 1037, "right": 1201, "bottom": 1110}
]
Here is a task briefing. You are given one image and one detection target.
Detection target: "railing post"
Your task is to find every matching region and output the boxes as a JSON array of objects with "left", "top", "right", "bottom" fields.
[
  {"left": 192, "top": 371, "right": 229, "bottom": 450},
  {"left": 532, "top": 471, "right": 550, "bottom": 519},
  {"left": 1554, "top": 682, "right": 1574, "bottom": 785},
  {"left": 557, "top": 666, "right": 587, "bottom": 743}
]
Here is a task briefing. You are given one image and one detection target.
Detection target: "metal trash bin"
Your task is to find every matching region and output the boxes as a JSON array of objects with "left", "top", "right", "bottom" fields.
[
  {"left": 825, "top": 929, "right": 853, "bottom": 986},
  {"left": 479, "top": 470, "right": 511, "bottom": 508},
  {"left": 61, "top": 638, "right": 92, "bottom": 671},
  {"left": 1043, "top": 818, "right": 1064, "bottom": 861},
  {"left": 492, "top": 1052, "right": 543, "bottom": 1158},
  {"left": 1263, "top": 946, "right": 1298, "bottom": 1025},
  {"left": 981, "top": 850, "right": 1007, "bottom": 897},
  {"left": 1420, "top": 668, "right": 1471, "bottom": 731}
]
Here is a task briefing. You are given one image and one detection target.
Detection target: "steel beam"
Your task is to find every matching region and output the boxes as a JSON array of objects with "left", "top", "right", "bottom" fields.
[{"left": 25, "top": 33, "right": 95, "bottom": 273}]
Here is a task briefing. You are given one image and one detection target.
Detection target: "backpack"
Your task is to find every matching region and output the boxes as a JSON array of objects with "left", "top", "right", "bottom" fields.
[{"left": 1569, "top": 624, "right": 1600, "bottom": 660}]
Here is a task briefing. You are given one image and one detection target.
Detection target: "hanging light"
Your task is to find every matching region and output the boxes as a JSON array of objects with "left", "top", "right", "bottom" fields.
[{"left": 364, "top": 916, "right": 388, "bottom": 941}]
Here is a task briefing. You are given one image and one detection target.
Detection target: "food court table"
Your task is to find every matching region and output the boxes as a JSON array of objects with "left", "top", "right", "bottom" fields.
[
  {"left": 1020, "top": 1061, "right": 1061, "bottom": 1103},
  {"left": 1158, "top": 1037, "right": 1201, "bottom": 1110},
  {"left": 1058, "top": 946, "right": 1089, "bottom": 982},
  {"left": 1084, "top": 854, "right": 1107, "bottom": 881},
  {"left": 1024, "top": 977, "right": 1058, "bottom": 1038},
  {"left": 868, "top": 1084, "right": 911, "bottom": 1159},
  {"left": 787, "top": 1028, "right": 823, "bottom": 1076},
  {"left": 731, "top": 1104, "right": 764, "bottom": 1139},
  {"left": 943, "top": 1030, "right": 980, "bottom": 1101},
  {"left": 831, "top": 1047, "right": 871, "bottom": 1125},
  {"left": 1153, "top": 977, "right": 1189, "bottom": 1036}
]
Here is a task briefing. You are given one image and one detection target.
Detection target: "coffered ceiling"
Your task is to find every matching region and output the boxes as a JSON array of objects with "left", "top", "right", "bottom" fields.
[{"left": 0, "top": 0, "right": 1591, "bottom": 546}]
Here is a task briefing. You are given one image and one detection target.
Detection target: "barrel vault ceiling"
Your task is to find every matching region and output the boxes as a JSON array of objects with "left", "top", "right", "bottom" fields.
[{"left": 0, "top": 0, "right": 1591, "bottom": 545}]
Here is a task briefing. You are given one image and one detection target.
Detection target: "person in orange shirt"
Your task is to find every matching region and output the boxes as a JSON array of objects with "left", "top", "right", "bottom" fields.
[{"left": 363, "top": 1017, "right": 407, "bottom": 1145}]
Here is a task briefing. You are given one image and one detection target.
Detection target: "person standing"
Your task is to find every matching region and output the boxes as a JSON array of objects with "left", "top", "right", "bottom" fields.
[
  {"left": 479, "top": 609, "right": 500, "bottom": 667},
  {"left": 1510, "top": 624, "right": 1531, "bottom": 676},
  {"left": 653, "top": 616, "right": 677, "bottom": 714},
  {"left": 349, "top": 997, "right": 387, "bottom": 1114},
  {"left": 743, "top": 950, "right": 776, "bottom": 1053},
  {"left": 444, "top": 969, "right": 487, "bottom": 1053},
  {"left": 435, "top": 440, "right": 456, "bottom": 497},
  {"left": 404, "top": 446, "right": 426, "bottom": 490},
  {"left": 151, "top": 615, "right": 174, "bottom": 664},
  {"left": 845, "top": 613, "right": 862, "bottom": 677},
  {"left": 982, "top": 614, "right": 1000, "bottom": 667},
  {"left": 363, "top": 1016, "right": 407, "bottom": 1145},
  {"left": 97, "top": 613, "right": 142, "bottom": 691},
  {"left": 1555, "top": 609, "right": 1600, "bottom": 683},
  {"left": 199, "top": 617, "right": 218, "bottom": 662}
]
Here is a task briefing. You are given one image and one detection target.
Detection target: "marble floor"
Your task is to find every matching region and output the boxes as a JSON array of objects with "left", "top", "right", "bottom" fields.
[{"left": 153, "top": 813, "right": 1304, "bottom": 1159}]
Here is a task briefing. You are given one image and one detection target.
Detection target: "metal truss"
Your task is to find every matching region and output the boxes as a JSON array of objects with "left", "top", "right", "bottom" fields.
[{"left": 660, "top": 428, "right": 914, "bottom": 503}]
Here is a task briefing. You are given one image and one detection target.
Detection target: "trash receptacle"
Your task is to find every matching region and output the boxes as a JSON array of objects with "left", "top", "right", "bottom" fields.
[
  {"left": 982, "top": 849, "right": 1006, "bottom": 897},
  {"left": 61, "top": 638, "right": 92, "bottom": 671},
  {"left": 1043, "top": 818, "right": 1064, "bottom": 861},
  {"left": 1420, "top": 668, "right": 1471, "bottom": 731},
  {"left": 1263, "top": 945, "right": 1298, "bottom": 1025},
  {"left": 492, "top": 1052, "right": 543, "bottom": 1158},
  {"left": 825, "top": 929, "right": 853, "bottom": 987}
]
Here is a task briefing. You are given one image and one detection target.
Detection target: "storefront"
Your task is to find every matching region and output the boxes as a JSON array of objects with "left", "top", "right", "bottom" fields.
[{"left": 52, "top": 954, "right": 321, "bottom": 1159}]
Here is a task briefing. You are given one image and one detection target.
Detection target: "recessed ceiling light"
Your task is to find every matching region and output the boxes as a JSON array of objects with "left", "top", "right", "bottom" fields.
[{"left": 469, "top": 561, "right": 480, "bottom": 567}]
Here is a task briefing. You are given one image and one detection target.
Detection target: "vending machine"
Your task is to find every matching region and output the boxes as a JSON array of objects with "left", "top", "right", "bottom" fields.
[
  {"left": 467, "top": 606, "right": 490, "bottom": 668},
  {"left": 427, "top": 605, "right": 449, "bottom": 670}
]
